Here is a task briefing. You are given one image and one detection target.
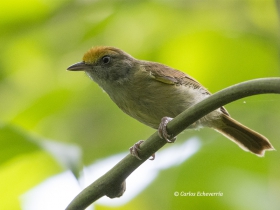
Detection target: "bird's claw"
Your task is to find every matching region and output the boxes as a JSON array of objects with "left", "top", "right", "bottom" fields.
[
  {"left": 158, "top": 117, "right": 177, "bottom": 143},
  {"left": 129, "top": 116, "right": 176, "bottom": 160},
  {"left": 129, "top": 140, "right": 155, "bottom": 160}
]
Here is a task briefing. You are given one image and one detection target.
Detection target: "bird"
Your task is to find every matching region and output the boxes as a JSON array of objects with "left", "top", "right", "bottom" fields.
[{"left": 67, "top": 46, "right": 274, "bottom": 160}]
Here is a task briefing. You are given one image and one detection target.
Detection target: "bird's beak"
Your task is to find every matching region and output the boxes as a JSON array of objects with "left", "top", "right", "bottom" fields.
[{"left": 67, "top": 61, "right": 91, "bottom": 71}]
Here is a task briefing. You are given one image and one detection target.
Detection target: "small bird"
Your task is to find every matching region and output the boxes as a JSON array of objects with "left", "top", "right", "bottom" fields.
[{"left": 67, "top": 46, "right": 274, "bottom": 159}]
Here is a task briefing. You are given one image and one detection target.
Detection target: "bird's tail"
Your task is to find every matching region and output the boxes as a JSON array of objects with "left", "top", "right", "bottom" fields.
[{"left": 212, "top": 114, "right": 274, "bottom": 156}]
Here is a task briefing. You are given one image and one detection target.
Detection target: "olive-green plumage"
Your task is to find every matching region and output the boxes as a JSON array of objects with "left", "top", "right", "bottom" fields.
[{"left": 68, "top": 46, "right": 274, "bottom": 156}]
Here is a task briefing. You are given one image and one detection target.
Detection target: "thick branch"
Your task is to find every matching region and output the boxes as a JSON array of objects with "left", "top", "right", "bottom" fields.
[{"left": 66, "top": 78, "right": 280, "bottom": 210}]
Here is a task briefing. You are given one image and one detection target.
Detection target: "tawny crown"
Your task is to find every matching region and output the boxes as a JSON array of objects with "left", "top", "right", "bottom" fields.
[{"left": 83, "top": 46, "right": 123, "bottom": 64}]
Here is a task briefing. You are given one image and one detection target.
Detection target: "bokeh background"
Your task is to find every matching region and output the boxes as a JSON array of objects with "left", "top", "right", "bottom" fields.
[{"left": 1, "top": 0, "right": 280, "bottom": 209}]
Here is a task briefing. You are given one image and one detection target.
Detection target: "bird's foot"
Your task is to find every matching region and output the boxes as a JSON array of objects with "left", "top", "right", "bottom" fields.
[
  {"left": 129, "top": 140, "right": 155, "bottom": 160},
  {"left": 158, "top": 117, "right": 177, "bottom": 143}
]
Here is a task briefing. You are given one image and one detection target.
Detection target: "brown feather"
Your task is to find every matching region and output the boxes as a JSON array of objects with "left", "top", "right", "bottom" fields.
[
  {"left": 213, "top": 114, "right": 274, "bottom": 156},
  {"left": 142, "top": 61, "right": 230, "bottom": 116}
]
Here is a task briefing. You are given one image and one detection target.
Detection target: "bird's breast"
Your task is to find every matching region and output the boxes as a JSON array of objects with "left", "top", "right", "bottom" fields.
[{"left": 104, "top": 80, "right": 210, "bottom": 129}]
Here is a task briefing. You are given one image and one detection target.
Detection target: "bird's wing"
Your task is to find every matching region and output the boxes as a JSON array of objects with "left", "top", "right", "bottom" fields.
[
  {"left": 143, "top": 62, "right": 230, "bottom": 116},
  {"left": 143, "top": 61, "right": 208, "bottom": 89}
]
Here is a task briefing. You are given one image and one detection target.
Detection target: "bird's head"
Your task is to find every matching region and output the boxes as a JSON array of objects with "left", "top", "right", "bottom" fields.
[{"left": 67, "top": 46, "right": 136, "bottom": 85}]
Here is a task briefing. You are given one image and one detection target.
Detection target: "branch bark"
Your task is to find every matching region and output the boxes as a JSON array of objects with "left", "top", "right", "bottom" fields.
[{"left": 66, "top": 78, "right": 280, "bottom": 210}]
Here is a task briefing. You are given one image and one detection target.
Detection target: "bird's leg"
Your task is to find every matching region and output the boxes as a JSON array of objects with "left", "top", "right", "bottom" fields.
[
  {"left": 129, "top": 116, "right": 176, "bottom": 160},
  {"left": 129, "top": 140, "right": 155, "bottom": 160},
  {"left": 158, "top": 117, "right": 177, "bottom": 143},
  {"left": 129, "top": 140, "right": 144, "bottom": 160}
]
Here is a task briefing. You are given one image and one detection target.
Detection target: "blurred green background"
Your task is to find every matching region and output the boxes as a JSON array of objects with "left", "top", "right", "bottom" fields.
[{"left": 1, "top": 0, "right": 280, "bottom": 209}]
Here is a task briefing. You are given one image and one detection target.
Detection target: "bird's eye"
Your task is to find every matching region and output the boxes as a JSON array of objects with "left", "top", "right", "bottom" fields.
[{"left": 102, "top": 56, "right": 111, "bottom": 64}]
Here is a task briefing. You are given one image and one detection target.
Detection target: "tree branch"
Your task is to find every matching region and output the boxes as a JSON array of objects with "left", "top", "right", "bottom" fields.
[{"left": 66, "top": 78, "right": 280, "bottom": 210}]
